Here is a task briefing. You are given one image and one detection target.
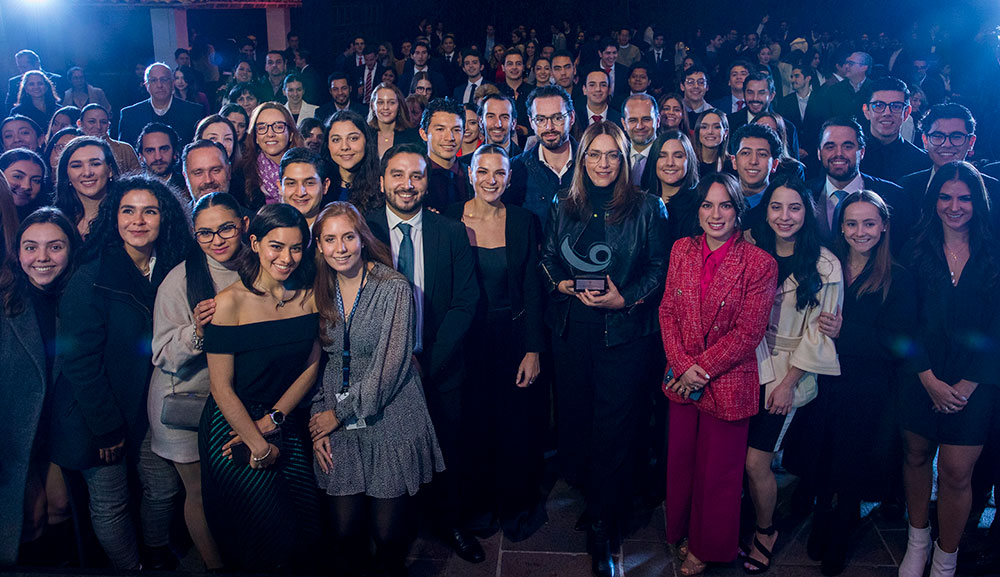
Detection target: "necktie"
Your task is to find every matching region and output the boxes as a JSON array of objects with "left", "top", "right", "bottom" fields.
[
  {"left": 396, "top": 222, "right": 414, "bottom": 283},
  {"left": 736, "top": 99, "right": 745, "bottom": 111},
  {"left": 592, "top": 114, "right": 602, "bottom": 124},
  {"left": 467, "top": 82, "right": 478, "bottom": 104},
  {"left": 357, "top": 55, "right": 363, "bottom": 66},
  {"left": 655, "top": 51, "right": 661, "bottom": 63},
  {"left": 604, "top": 66, "right": 613, "bottom": 92},
  {"left": 830, "top": 189, "right": 847, "bottom": 230},
  {"left": 364, "top": 68, "right": 373, "bottom": 102}
]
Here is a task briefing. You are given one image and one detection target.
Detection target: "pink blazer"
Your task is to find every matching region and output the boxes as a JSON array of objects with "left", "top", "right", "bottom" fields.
[{"left": 659, "top": 235, "right": 778, "bottom": 421}]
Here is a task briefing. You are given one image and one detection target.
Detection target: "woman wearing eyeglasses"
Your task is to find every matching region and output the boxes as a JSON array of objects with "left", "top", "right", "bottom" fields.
[
  {"left": 237, "top": 103, "right": 304, "bottom": 211},
  {"left": 146, "top": 193, "right": 248, "bottom": 571},
  {"left": 540, "top": 121, "right": 668, "bottom": 577}
]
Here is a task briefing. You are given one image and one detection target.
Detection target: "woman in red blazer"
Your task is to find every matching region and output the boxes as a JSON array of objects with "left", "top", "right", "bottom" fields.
[{"left": 659, "top": 172, "right": 777, "bottom": 576}]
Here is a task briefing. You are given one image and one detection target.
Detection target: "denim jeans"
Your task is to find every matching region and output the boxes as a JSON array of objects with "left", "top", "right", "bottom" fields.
[
  {"left": 138, "top": 431, "right": 181, "bottom": 548},
  {"left": 81, "top": 461, "right": 140, "bottom": 569}
]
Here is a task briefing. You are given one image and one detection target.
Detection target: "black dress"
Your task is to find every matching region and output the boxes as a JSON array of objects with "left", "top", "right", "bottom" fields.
[
  {"left": 900, "top": 250, "right": 1000, "bottom": 445},
  {"left": 784, "top": 264, "right": 918, "bottom": 499},
  {"left": 199, "top": 314, "right": 322, "bottom": 570}
]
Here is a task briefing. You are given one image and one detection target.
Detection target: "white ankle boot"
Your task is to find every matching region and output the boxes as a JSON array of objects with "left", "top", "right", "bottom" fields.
[
  {"left": 928, "top": 541, "right": 958, "bottom": 577},
  {"left": 898, "top": 523, "right": 932, "bottom": 577}
]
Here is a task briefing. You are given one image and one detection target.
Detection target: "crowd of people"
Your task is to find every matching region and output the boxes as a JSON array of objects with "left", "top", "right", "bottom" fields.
[{"left": 1, "top": 13, "right": 1000, "bottom": 577}]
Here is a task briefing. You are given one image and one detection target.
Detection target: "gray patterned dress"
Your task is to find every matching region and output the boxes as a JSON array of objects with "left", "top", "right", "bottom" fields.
[{"left": 312, "top": 262, "right": 444, "bottom": 498}]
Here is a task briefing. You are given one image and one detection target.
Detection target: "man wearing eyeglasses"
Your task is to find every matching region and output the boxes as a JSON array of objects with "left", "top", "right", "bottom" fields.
[
  {"left": 118, "top": 63, "right": 204, "bottom": 149},
  {"left": 508, "top": 85, "right": 577, "bottom": 232},
  {"left": 900, "top": 103, "right": 1000, "bottom": 232},
  {"left": 859, "top": 77, "right": 931, "bottom": 184},
  {"left": 680, "top": 66, "right": 711, "bottom": 128},
  {"left": 822, "top": 52, "right": 871, "bottom": 121}
]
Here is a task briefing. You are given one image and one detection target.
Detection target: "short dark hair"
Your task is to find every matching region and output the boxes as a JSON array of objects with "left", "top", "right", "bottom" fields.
[
  {"left": 461, "top": 49, "right": 484, "bottom": 64},
  {"left": 419, "top": 97, "right": 465, "bottom": 133},
  {"left": 413, "top": 41, "right": 431, "bottom": 53},
  {"left": 380, "top": 142, "right": 429, "bottom": 176},
  {"left": 599, "top": 37, "right": 617, "bottom": 52},
  {"left": 265, "top": 50, "right": 285, "bottom": 61},
  {"left": 866, "top": 76, "right": 910, "bottom": 103},
  {"left": 174, "top": 48, "right": 190, "bottom": 59},
  {"left": 820, "top": 116, "right": 866, "bottom": 149},
  {"left": 729, "top": 123, "right": 782, "bottom": 158},
  {"left": 297, "top": 49, "right": 312, "bottom": 64},
  {"left": 136, "top": 122, "right": 179, "bottom": 155},
  {"left": 920, "top": 102, "right": 976, "bottom": 134},
  {"left": 327, "top": 70, "right": 349, "bottom": 87},
  {"left": 478, "top": 93, "right": 517, "bottom": 126},
  {"left": 14, "top": 50, "right": 40, "bottom": 66},
  {"left": 279, "top": 146, "right": 327, "bottom": 180},
  {"left": 629, "top": 62, "right": 650, "bottom": 76},
  {"left": 742, "top": 71, "right": 775, "bottom": 95},
  {"left": 727, "top": 59, "right": 753, "bottom": 75},
  {"left": 503, "top": 48, "right": 524, "bottom": 63},
  {"left": 792, "top": 65, "right": 816, "bottom": 81},
  {"left": 682, "top": 65, "right": 709, "bottom": 83},
  {"left": 182, "top": 139, "right": 229, "bottom": 168},
  {"left": 228, "top": 82, "right": 260, "bottom": 103},
  {"left": 527, "top": 84, "right": 575, "bottom": 115},
  {"left": 551, "top": 49, "right": 575, "bottom": 63},
  {"left": 282, "top": 73, "right": 303, "bottom": 90}
]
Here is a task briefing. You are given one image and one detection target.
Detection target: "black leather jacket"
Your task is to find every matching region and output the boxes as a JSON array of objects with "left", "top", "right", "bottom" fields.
[{"left": 540, "top": 191, "right": 668, "bottom": 347}]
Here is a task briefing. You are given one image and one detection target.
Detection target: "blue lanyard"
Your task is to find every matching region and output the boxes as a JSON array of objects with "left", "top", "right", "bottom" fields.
[{"left": 335, "top": 265, "right": 368, "bottom": 395}]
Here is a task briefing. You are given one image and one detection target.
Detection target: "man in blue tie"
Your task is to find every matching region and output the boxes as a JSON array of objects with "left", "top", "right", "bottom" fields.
[{"left": 364, "top": 143, "right": 483, "bottom": 563}]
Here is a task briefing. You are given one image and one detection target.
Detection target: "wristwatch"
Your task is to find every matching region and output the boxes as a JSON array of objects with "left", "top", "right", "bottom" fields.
[{"left": 268, "top": 409, "right": 285, "bottom": 426}]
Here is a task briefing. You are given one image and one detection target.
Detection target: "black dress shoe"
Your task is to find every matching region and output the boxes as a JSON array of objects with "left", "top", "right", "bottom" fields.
[
  {"left": 446, "top": 528, "right": 485, "bottom": 564},
  {"left": 589, "top": 523, "right": 615, "bottom": 577}
]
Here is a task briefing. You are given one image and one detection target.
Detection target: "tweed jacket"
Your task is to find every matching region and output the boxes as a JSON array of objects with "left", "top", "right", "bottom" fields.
[{"left": 659, "top": 234, "right": 778, "bottom": 421}]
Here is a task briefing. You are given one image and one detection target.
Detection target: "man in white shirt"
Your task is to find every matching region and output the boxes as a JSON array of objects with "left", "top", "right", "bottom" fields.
[{"left": 452, "top": 50, "right": 488, "bottom": 105}]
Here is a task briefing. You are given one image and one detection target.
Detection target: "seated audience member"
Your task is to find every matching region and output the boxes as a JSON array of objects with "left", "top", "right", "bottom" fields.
[
  {"left": 711, "top": 60, "right": 752, "bottom": 115},
  {"left": 219, "top": 103, "right": 250, "bottom": 147},
  {"left": 806, "top": 117, "right": 912, "bottom": 253},
  {"left": 46, "top": 106, "right": 81, "bottom": 142},
  {"left": 657, "top": 93, "right": 690, "bottom": 136},
  {"left": 1, "top": 148, "right": 48, "bottom": 219},
  {"left": 0, "top": 173, "right": 14, "bottom": 259},
  {"left": 573, "top": 70, "right": 618, "bottom": 138},
  {"left": 119, "top": 63, "right": 204, "bottom": 148},
  {"left": 728, "top": 123, "right": 781, "bottom": 228},
  {"left": 479, "top": 93, "right": 523, "bottom": 157},
  {"left": 680, "top": 66, "right": 711, "bottom": 129},
  {"left": 283, "top": 74, "right": 317, "bottom": 122},
  {"left": 260, "top": 50, "right": 289, "bottom": 103},
  {"left": 405, "top": 94, "right": 428, "bottom": 132},
  {"left": 238, "top": 102, "right": 303, "bottom": 210},
  {"left": 5, "top": 50, "right": 65, "bottom": 114},
  {"left": 459, "top": 103, "right": 482, "bottom": 158},
  {"left": 53, "top": 136, "right": 119, "bottom": 237},
  {"left": 309, "top": 202, "right": 443, "bottom": 576},
  {"left": 367, "top": 83, "right": 421, "bottom": 159},
  {"left": 692, "top": 109, "right": 728, "bottom": 175},
  {"left": 279, "top": 147, "right": 328, "bottom": 229},
  {"left": 409, "top": 71, "right": 435, "bottom": 99},
  {"left": 316, "top": 71, "right": 367, "bottom": 124},
  {"left": 11, "top": 71, "right": 60, "bottom": 130},
  {"left": 147, "top": 192, "right": 247, "bottom": 572},
  {"left": 0, "top": 207, "right": 81, "bottom": 567},
  {"left": 298, "top": 116, "right": 325, "bottom": 156},
  {"left": 898, "top": 162, "right": 999, "bottom": 577},
  {"left": 2, "top": 115, "right": 43, "bottom": 154},
  {"left": 859, "top": 76, "right": 931, "bottom": 183},
  {"left": 63, "top": 67, "right": 112, "bottom": 111},
  {"left": 51, "top": 175, "right": 192, "bottom": 570},
  {"left": 659, "top": 172, "right": 777, "bottom": 577},
  {"left": 217, "top": 59, "right": 256, "bottom": 106},
  {"left": 453, "top": 49, "right": 490, "bottom": 105},
  {"left": 322, "top": 110, "right": 381, "bottom": 211},
  {"left": 42, "top": 127, "right": 83, "bottom": 173},
  {"left": 137, "top": 122, "right": 188, "bottom": 195},
  {"left": 173, "top": 66, "right": 211, "bottom": 116},
  {"left": 183, "top": 140, "right": 232, "bottom": 202},
  {"left": 78, "top": 104, "right": 141, "bottom": 175}
]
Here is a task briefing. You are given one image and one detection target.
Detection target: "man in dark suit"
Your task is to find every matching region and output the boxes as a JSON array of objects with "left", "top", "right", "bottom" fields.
[
  {"left": 821, "top": 52, "right": 871, "bottom": 122},
  {"left": 354, "top": 46, "right": 386, "bottom": 106},
  {"left": 859, "top": 76, "right": 931, "bottom": 184},
  {"left": 5, "top": 50, "right": 65, "bottom": 115},
  {"left": 496, "top": 49, "right": 535, "bottom": 143},
  {"left": 117, "top": 63, "right": 204, "bottom": 148},
  {"left": 552, "top": 51, "right": 584, "bottom": 105},
  {"left": 314, "top": 71, "right": 368, "bottom": 124},
  {"left": 774, "top": 64, "right": 825, "bottom": 160},
  {"left": 398, "top": 42, "right": 447, "bottom": 100},
  {"left": 595, "top": 38, "right": 630, "bottom": 107},
  {"left": 899, "top": 103, "right": 1000, "bottom": 233},
  {"left": 436, "top": 34, "right": 463, "bottom": 93},
  {"left": 572, "top": 70, "right": 621, "bottom": 139},
  {"left": 711, "top": 60, "right": 752, "bottom": 115},
  {"left": 478, "top": 94, "right": 523, "bottom": 157},
  {"left": 452, "top": 50, "right": 490, "bottom": 105},
  {"left": 729, "top": 71, "right": 801, "bottom": 161},
  {"left": 419, "top": 98, "right": 470, "bottom": 211},
  {"left": 645, "top": 31, "right": 673, "bottom": 94},
  {"left": 365, "top": 143, "right": 482, "bottom": 563},
  {"left": 806, "top": 117, "right": 913, "bottom": 254}
]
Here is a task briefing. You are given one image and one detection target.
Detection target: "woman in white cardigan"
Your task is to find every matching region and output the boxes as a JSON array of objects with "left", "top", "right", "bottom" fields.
[
  {"left": 147, "top": 192, "right": 247, "bottom": 571},
  {"left": 741, "top": 175, "right": 844, "bottom": 575}
]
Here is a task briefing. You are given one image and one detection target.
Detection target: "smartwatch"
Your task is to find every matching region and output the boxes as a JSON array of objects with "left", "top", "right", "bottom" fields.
[{"left": 268, "top": 409, "right": 285, "bottom": 426}]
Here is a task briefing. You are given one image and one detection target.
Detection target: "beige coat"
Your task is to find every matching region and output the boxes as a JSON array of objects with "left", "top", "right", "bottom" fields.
[{"left": 756, "top": 246, "right": 843, "bottom": 407}]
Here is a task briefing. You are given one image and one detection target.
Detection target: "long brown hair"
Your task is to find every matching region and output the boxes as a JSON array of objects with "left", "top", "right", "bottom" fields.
[
  {"left": 313, "top": 202, "right": 393, "bottom": 341},
  {"left": 834, "top": 190, "right": 893, "bottom": 302},
  {"left": 367, "top": 83, "right": 413, "bottom": 132},
  {"left": 0, "top": 174, "right": 17, "bottom": 263},
  {"left": 239, "top": 102, "right": 304, "bottom": 206},
  {"left": 565, "top": 121, "right": 642, "bottom": 225}
]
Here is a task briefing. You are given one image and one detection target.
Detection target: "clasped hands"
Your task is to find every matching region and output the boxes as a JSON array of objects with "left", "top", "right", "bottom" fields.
[
  {"left": 666, "top": 364, "right": 710, "bottom": 399},
  {"left": 221, "top": 415, "right": 280, "bottom": 469},
  {"left": 310, "top": 410, "right": 341, "bottom": 474}
]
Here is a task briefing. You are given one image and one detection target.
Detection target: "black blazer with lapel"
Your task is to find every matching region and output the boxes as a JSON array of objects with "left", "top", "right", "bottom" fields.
[
  {"left": 806, "top": 172, "right": 913, "bottom": 254},
  {"left": 117, "top": 97, "right": 205, "bottom": 149},
  {"left": 443, "top": 203, "right": 545, "bottom": 354},
  {"left": 366, "top": 208, "right": 480, "bottom": 393}
]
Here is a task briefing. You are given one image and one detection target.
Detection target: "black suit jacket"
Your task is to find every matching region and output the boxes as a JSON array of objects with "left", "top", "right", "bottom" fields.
[
  {"left": 644, "top": 49, "right": 674, "bottom": 91},
  {"left": 806, "top": 172, "right": 913, "bottom": 255},
  {"left": 117, "top": 98, "right": 205, "bottom": 149},
  {"left": 398, "top": 64, "right": 448, "bottom": 100},
  {"left": 774, "top": 91, "right": 825, "bottom": 156},
  {"left": 365, "top": 208, "right": 479, "bottom": 393},
  {"left": 572, "top": 107, "right": 622, "bottom": 140},
  {"left": 353, "top": 63, "right": 387, "bottom": 103},
  {"left": 314, "top": 101, "right": 369, "bottom": 125},
  {"left": 6, "top": 71, "right": 65, "bottom": 115},
  {"left": 821, "top": 79, "right": 866, "bottom": 123}
]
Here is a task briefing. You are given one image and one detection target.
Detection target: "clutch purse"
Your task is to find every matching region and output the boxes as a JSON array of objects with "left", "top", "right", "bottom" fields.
[{"left": 160, "top": 379, "right": 208, "bottom": 431}]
